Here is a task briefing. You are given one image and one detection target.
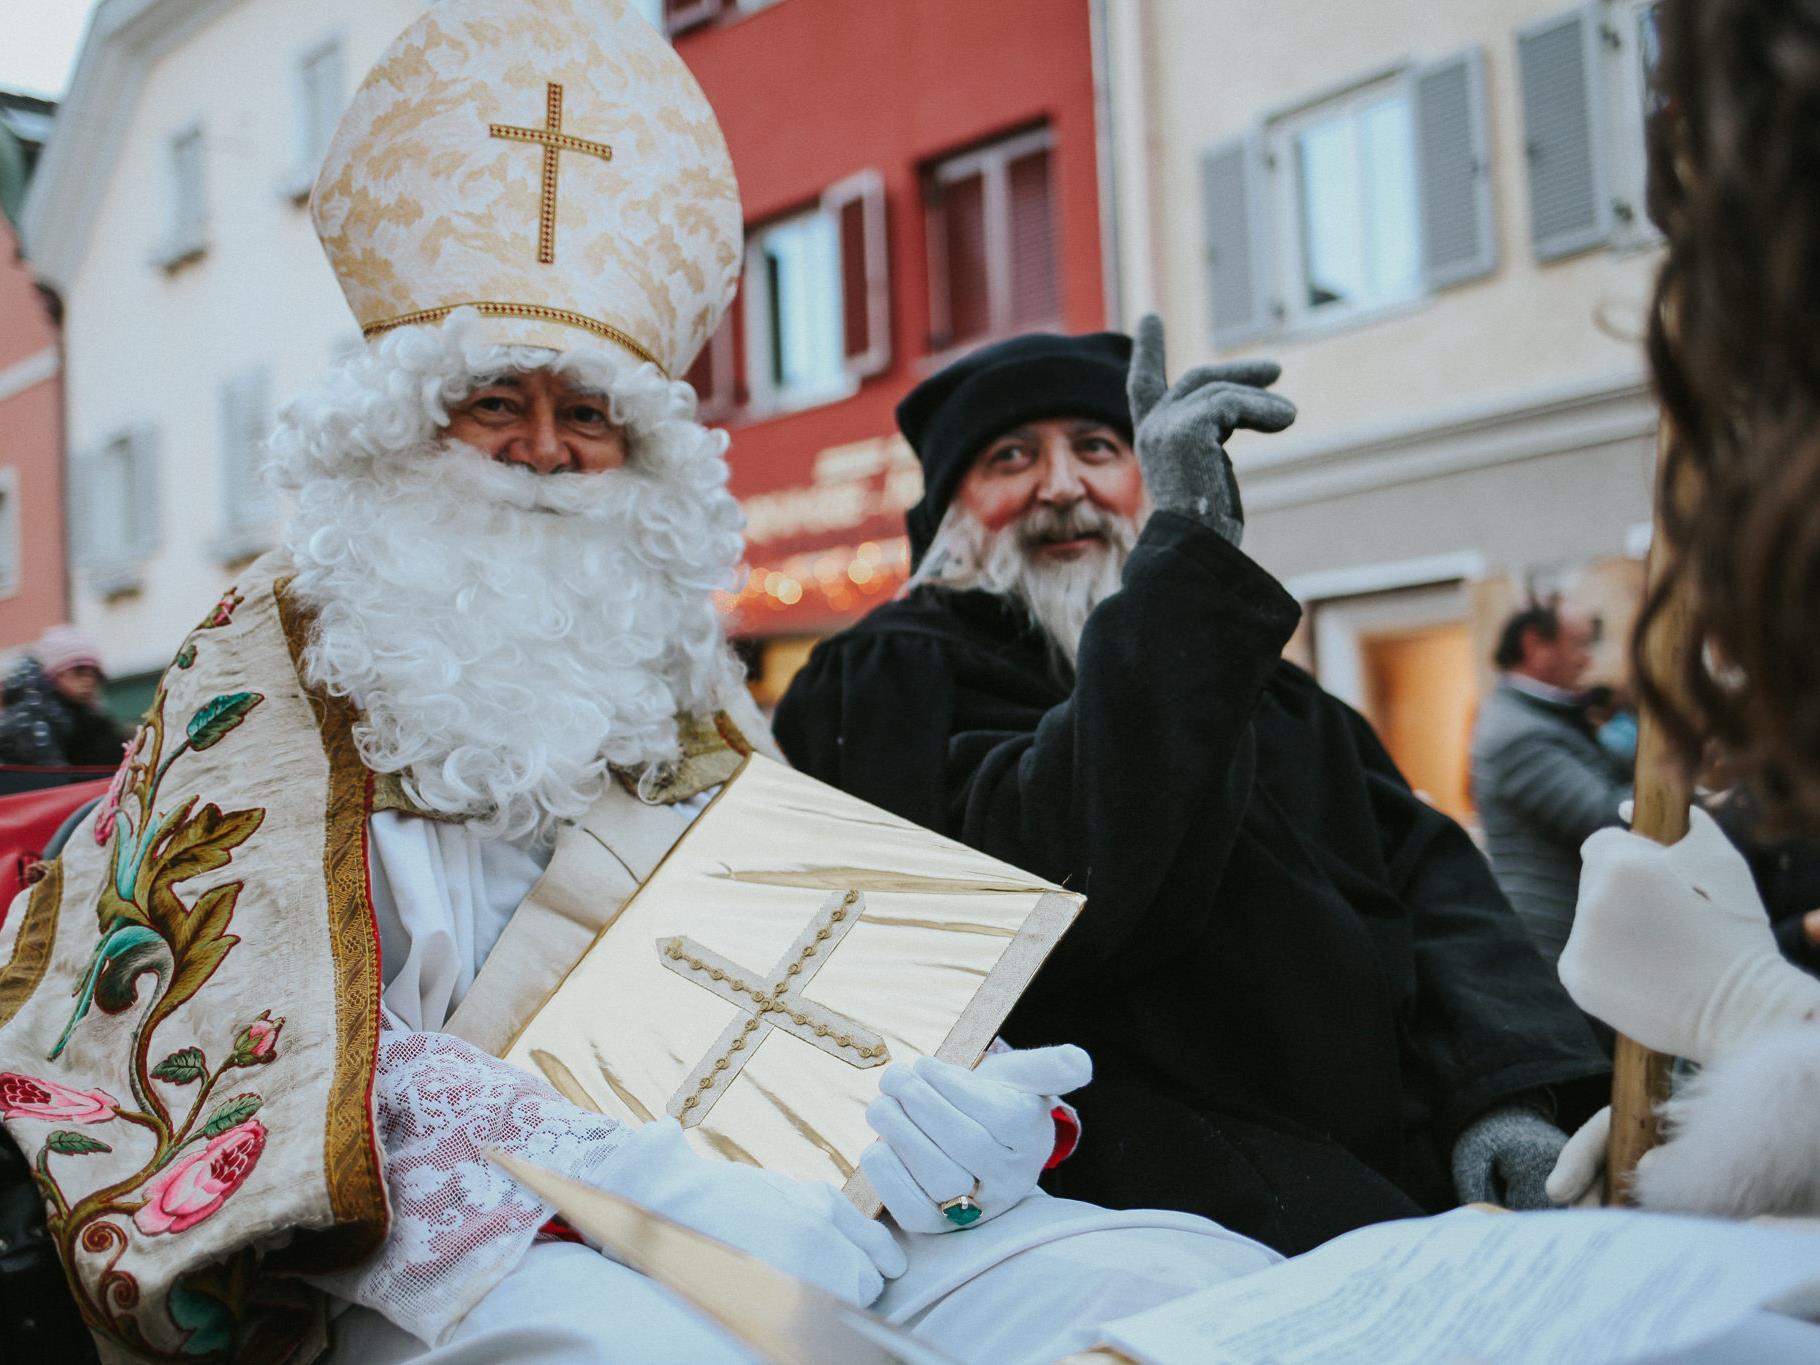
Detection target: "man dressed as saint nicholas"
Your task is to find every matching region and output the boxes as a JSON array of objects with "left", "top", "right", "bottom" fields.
[{"left": 0, "top": 1, "right": 1281, "bottom": 1360}]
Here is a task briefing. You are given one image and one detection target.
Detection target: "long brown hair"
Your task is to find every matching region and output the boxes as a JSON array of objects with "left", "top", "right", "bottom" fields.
[{"left": 1637, "top": 0, "right": 1820, "bottom": 833}]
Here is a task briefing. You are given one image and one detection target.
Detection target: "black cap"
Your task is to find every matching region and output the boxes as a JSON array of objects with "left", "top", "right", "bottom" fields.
[{"left": 897, "top": 331, "right": 1133, "bottom": 565}]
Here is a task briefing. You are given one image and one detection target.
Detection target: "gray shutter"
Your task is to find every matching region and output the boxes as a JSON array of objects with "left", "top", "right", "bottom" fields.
[
  {"left": 1518, "top": 5, "right": 1613, "bottom": 261},
  {"left": 1414, "top": 47, "right": 1497, "bottom": 289},
  {"left": 220, "top": 369, "right": 274, "bottom": 532},
  {"left": 1199, "top": 134, "right": 1274, "bottom": 347},
  {"left": 128, "top": 426, "right": 162, "bottom": 559},
  {"left": 67, "top": 448, "right": 96, "bottom": 570}
]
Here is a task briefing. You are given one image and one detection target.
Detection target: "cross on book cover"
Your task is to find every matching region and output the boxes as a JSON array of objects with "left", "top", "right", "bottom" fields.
[{"left": 504, "top": 754, "right": 1083, "bottom": 1208}]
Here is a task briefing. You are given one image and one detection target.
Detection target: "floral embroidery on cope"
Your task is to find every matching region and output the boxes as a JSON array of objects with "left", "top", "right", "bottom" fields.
[{"left": 21, "top": 620, "right": 281, "bottom": 1358}]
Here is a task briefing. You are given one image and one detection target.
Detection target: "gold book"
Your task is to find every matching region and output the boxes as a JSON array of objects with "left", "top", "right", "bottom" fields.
[{"left": 504, "top": 754, "right": 1081, "bottom": 1210}]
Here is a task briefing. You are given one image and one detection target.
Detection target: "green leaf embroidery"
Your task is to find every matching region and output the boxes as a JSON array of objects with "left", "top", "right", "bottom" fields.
[
  {"left": 202, "top": 1094, "right": 262, "bottom": 1137},
  {"left": 46, "top": 1131, "right": 113, "bottom": 1156},
  {"left": 151, "top": 1048, "right": 207, "bottom": 1084},
  {"left": 185, "top": 693, "right": 264, "bottom": 752}
]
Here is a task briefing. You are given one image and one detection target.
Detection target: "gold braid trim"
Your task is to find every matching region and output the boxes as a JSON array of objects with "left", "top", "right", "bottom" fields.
[
  {"left": 268, "top": 578, "right": 390, "bottom": 1275},
  {"left": 0, "top": 859, "right": 62, "bottom": 1030},
  {"left": 361, "top": 303, "right": 665, "bottom": 373}
]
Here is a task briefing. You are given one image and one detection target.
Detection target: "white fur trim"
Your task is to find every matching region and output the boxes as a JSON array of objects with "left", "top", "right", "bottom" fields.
[{"left": 1634, "top": 1020, "right": 1820, "bottom": 1217}]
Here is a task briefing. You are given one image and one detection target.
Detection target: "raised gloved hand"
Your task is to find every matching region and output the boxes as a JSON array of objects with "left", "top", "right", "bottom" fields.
[
  {"left": 860, "top": 1043, "right": 1091, "bottom": 1234},
  {"left": 1545, "top": 1104, "right": 1610, "bottom": 1207},
  {"left": 1452, "top": 1103, "right": 1570, "bottom": 1210},
  {"left": 589, "top": 1118, "right": 905, "bottom": 1305},
  {"left": 1559, "top": 807, "right": 1820, "bottom": 1063},
  {"left": 1125, "top": 312, "right": 1296, "bottom": 545}
]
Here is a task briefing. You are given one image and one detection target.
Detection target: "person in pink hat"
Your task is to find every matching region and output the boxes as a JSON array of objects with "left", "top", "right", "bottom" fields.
[{"left": 0, "top": 624, "right": 127, "bottom": 768}]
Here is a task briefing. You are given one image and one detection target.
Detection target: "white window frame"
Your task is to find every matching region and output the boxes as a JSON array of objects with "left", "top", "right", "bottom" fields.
[
  {"left": 153, "top": 123, "right": 208, "bottom": 271},
  {"left": 1309, "top": 578, "right": 1472, "bottom": 715},
  {"left": 1265, "top": 71, "right": 1427, "bottom": 336},
  {"left": 282, "top": 35, "right": 346, "bottom": 205},
  {"left": 923, "top": 125, "right": 1057, "bottom": 357},
  {"left": 742, "top": 206, "right": 857, "bottom": 417},
  {"left": 0, "top": 467, "right": 21, "bottom": 600},
  {"left": 1600, "top": 0, "right": 1664, "bottom": 249}
]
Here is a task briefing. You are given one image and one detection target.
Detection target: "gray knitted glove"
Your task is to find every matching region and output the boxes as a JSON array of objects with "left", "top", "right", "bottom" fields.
[
  {"left": 1452, "top": 1104, "right": 1571, "bottom": 1210},
  {"left": 1125, "top": 313, "right": 1296, "bottom": 545}
]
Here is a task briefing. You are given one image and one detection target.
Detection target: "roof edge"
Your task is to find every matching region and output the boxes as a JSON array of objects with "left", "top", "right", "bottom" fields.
[{"left": 21, "top": 0, "right": 242, "bottom": 294}]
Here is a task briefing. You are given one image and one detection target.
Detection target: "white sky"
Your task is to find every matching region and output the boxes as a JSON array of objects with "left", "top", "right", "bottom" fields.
[{"left": 3, "top": 0, "right": 102, "bottom": 99}]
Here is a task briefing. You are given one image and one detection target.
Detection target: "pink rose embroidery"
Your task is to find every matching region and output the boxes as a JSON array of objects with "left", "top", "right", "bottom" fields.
[
  {"left": 207, "top": 591, "right": 242, "bottom": 628},
  {"left": 93, "top": 736, "right": 142, "bottom": 846},
  {"left": 0, "top": 1073, "right": 118, "bottom": 1123},
  {"left": 134, "top": 1120, "right": 266, "bottom": 1236},
  {"left": 230, "top": 1012, "right": 284, "bottom": 1066}
]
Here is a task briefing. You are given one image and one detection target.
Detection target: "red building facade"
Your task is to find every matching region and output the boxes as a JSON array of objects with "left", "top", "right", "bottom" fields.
[
  {"left": 0, "top": 215, "right": 67, "bottom": 655},
  {"left": 666, "top": 0, "right": 1109, "bottom": 698}
]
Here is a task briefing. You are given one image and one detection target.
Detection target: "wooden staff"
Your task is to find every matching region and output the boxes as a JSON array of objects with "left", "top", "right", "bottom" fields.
[{"left": 1604, "top": 420, "right": 1697, "bottom": 1202}]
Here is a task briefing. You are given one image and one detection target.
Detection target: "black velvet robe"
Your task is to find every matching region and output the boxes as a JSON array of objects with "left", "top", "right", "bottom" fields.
[{"left": 775, "top": 513, "right": 1610, "bottom": 1254}]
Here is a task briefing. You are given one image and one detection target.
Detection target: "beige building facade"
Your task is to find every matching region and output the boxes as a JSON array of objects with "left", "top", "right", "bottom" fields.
[{"left": 1103, "top": 0, "right": 1662, "bottom": 818}]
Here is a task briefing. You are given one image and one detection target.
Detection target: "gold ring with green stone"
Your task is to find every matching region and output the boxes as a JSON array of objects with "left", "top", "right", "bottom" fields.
[{"left": 938, "top": 1184, "right": 983, "bottom": 1228}]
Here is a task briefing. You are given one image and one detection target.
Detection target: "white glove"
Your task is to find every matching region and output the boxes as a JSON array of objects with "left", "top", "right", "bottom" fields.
[
  {"left": 587, "top": 1119, "right": 905, "bottom": 1305},
  {"left": 1545, "top": 1105, "right": 1610, "bottom": 1208},
  {"left": 1559, "top": 808, "right": 1820, "bottom": 1063},
  {"left": 861, "top": 1043, "right": 1091, "bottom": 1234}
]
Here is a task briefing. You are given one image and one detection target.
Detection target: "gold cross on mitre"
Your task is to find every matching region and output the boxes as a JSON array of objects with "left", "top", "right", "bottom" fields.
[
  {"left": 657, "top": 890, "right": 891, "bottom": 1128},
  {"left": 489, "top": 82, "right": 613, "bottom": 266}
]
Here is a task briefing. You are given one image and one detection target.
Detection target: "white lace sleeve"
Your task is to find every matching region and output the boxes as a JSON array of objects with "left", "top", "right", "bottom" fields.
[{"left": 309, "top": 1025, "right": 628, "bottom": 1346}]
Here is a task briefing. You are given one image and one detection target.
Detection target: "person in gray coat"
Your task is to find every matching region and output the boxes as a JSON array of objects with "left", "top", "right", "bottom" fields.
[{"left": 1470, "top": 601, "right": 1632, "bottom": 965}]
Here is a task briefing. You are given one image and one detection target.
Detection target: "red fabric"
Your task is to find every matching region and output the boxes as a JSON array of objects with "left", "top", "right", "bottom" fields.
[
  {"left": 1046, "top": 1104, "right": 1080, "bottom": 1170},
  {"left": 0, "top": 777, "right": 111, "bottom": 928},
  {"left": 536, "top": 1217, "right": 585, "bottom": 1244}
]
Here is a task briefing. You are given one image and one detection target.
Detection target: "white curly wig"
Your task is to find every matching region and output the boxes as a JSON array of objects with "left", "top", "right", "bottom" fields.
[{"left": 268, "top": 308, "right": 747, "bottom": 843}]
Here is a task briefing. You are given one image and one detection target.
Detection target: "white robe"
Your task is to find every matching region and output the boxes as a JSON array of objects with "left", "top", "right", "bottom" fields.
[{"left": 330, "top": 810, "right": 1278, "bottom": 1363}]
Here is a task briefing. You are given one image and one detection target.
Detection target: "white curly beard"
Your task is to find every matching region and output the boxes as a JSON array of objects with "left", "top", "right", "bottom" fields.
[{"left": 283, "top": 438, "right": 743, "bottom": 845}]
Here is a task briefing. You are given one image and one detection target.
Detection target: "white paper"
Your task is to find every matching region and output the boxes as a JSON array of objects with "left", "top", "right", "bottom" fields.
[{"left": 1095, "top": 1209, "right": 1820, "bottom": 1365}]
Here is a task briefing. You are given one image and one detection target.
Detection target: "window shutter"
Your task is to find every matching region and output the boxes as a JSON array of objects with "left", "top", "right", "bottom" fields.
[
  {"left": 685, "top": 307, "right": 740, "bottom": 421},
  {"left": 824, "top": 169, "right": 890, "bottom": 380},
  {"left": 304, "top": 43, "right": 345, "bottom": 167},
  {"left": 1518, "top": 5, "right": 1613, "bottom": 261},
  {"left": 1414, "top": 48, "right": 1497, "bottom": 290},
  {"left": 1006, "top": 147, "right": 1059, "bottom": 329},
  {"left": 128, "top": 426, "right": 162, "bottom": 559},
  {"left": 936, "top": 171, "right": 990, "bottom": 348},
  {"left": 1199, "top": 134, "right": 1273, "bottom": 347},
  {"left": 220, "top": 370, "right": 274, "bottom": 534},
  {"left": 68, "top": 448, "right": 97, "bottom": 570}
]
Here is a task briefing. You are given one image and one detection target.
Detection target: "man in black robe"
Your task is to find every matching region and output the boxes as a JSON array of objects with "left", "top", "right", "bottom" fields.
[{"left": 774, "top": 320, "right": 1610, "bottom": 1255}]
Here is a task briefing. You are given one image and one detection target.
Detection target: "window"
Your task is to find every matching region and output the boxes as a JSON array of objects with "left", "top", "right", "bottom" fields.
[
  {"left": 155, "top": 125, "right": 207, "bottom": 269},
  {"left": 216, "top": 369, "right": 275, "bottom": 560},
  {"left": 286, "top": 39, "right": 345, "bottom": 203},
  {"left": 737, "top": 169, "right": 889, "bottom": 416},
  {"left": 1201, "top": 51, "right": 1494, "bottom": 347},
  {"left": 74, "top": 428, "right": 160, "bottom": 592},
  {"left": 1277, "top": 84, "right": 1423, "bottom": 324},
  {"left": 0, "top": 468, "right": 20, "bottom": 599},
  {"left": 749, "top": 210, "right": 845, "bottom": 407},
  {"left": 924, "top": 128, "right": 1058, "bottom": 353}
]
